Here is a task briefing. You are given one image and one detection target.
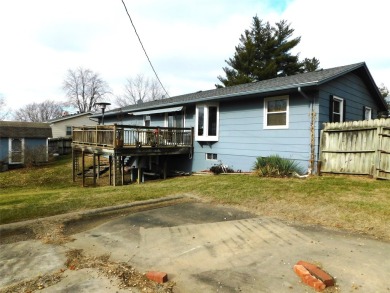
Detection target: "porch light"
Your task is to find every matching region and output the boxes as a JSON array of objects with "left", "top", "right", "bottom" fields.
[{"left": 95, "top": 102, "right": 111, "bottom": 125}]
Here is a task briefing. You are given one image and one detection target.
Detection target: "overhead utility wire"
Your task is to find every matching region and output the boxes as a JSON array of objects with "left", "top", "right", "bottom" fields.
[{"left": 120, "top": 0, "right": 170, "bottom": 98}]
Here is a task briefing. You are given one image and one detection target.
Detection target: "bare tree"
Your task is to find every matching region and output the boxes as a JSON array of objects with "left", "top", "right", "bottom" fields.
[
  {"left": 116, "top": 74, "right": 166, "bottom": 107},
  {"left": 63, "top": 67, "right": 111, "bottom": 112},
  {"left": 13, "top": 100, "right": 64, "bottom": 122},
  {"left": 0, "top": 95, "right": 10, "bottom": 120}
]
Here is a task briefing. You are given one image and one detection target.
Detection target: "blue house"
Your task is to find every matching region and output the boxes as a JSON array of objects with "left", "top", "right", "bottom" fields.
[
  {"left": 0, "top": 121, "right": 52, "bottom": 169},
  {"left": 85, "top": 62, "right": 387, "bottom": 178}
]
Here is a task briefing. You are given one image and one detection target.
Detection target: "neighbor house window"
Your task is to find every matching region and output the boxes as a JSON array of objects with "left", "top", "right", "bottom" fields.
[
  {"left": 330, "top": 96, "right": 344, "bottom": 122},
  {"left": 66, "top": 126, "right": 72, "bottom": 136},
  {"left": 196, "top": 103, "right": 219, "bottom": 141},
  {"left": 264, "top": 95, "right": 289, "bottom": 129},
  {"left": 364, "top": 106, "right": 372, "bottom": 120},
  {"left": 206, "top": 153, "right": 218, "bottom": 160}
]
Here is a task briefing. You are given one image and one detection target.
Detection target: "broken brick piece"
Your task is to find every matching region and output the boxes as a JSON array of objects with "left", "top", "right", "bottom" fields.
[
  {"left": 294, "top": 265, "right": 326, "bottom": 292},
  {"left": 297, "top": 261, "right": 335, "bottom": 287},
  {"left": 146, "top": 271, "right": 168, "bottom": 284}
]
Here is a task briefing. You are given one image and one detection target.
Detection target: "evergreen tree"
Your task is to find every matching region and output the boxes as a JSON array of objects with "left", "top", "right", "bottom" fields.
[
  {"left": 378, "top": 83, "right": 389, "bottom": 99},
  {"left": 217, "top": 17, "right": 320, "bottom": 87}
]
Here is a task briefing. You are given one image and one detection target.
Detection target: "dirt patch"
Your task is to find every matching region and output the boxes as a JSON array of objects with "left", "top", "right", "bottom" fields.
[
  {"left": 0, "top": 227, "right": 35, "bottom": 245},
  {"left": 0, "top": 249, "right": 175, "bottom": 293},
  {"left": 0, "top": 270, "right": 64, "bottom": 293},
  {"left": 0, "top": 197, "right": 192, "bottom": 245}
]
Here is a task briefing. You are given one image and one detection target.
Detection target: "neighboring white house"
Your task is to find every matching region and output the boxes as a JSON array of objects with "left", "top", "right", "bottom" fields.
[{"left": 48, "top": 112, "right": 97, "bottom": 138}]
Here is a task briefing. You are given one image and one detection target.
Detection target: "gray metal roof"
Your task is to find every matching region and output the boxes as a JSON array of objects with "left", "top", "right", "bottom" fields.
[
  {"left": 97, "top": 62, "right": 386, "bottom": 118},
  {"left": 0, "top": 121, "right": 52, "bottom": 138}
]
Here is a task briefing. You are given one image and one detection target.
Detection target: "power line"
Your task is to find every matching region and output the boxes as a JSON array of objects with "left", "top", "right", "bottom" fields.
[{"left": 120, "top": 0, "right": 170, "bottom": 98}]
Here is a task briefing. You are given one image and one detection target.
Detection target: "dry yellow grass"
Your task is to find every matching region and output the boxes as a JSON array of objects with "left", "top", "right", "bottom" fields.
[{"left": 1, "top": 156, "right": 389, "bottom": 241}]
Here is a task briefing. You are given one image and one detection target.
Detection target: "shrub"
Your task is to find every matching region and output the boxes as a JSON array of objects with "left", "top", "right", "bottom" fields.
[
  {"left": 24, "top": 146, "right": 48, "bottom": 167},
  {"left": 252, "top": 155, "right": 304, "bottom": 177},
  {"left": 210, "top": 163, "right": 234, "bottom": 175}
]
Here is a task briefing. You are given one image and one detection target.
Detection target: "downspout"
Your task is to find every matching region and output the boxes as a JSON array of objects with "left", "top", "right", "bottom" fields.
[{"left": 298, "top": 87, "right": 316, "bottom": 175}]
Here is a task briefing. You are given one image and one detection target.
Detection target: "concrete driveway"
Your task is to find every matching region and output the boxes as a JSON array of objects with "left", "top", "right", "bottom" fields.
[{"left": 1, "top": 198, "right": 389, "bottom": 292}]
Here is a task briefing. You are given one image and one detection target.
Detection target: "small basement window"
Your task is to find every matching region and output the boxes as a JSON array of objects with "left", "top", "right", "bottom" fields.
[{"left": 206, "top": 153, "right": 218, "bottom": 160}]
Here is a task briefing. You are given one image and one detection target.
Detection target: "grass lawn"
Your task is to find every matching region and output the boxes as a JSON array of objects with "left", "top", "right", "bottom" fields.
[{"left": 1, "top": 155, "right": 389, "bottom": 241}]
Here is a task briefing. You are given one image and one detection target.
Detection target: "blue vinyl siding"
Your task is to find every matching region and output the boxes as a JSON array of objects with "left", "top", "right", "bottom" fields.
[
  {"left": 191, "top": 94, "right": 313, "bottom": 172},
  {"left": 0, "top": 138, "right": 8, "bottom": 161},
  {"left": 318, "top": 73, "right": 381, "bottom": 126}
]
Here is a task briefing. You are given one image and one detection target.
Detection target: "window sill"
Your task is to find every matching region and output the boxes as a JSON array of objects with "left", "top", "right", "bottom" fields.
[
  {"left": 195, "top": 136, "right": 219, "bottom": 142},
  {"left": 263, "top": 125, "right": 289, "bottom": 130}
]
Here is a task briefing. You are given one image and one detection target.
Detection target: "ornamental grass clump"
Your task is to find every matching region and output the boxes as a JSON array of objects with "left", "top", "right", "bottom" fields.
[{"left": 253, "top": 155, "right": 304, "bottom": 177}]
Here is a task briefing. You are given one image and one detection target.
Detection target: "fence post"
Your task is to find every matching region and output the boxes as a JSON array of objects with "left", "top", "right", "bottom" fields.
[
  {"left": 373, "top": 126, "right": 382, "bottom": 179},
  {"left": 114, "top": 124, "right": 117, "bottom": 148}
]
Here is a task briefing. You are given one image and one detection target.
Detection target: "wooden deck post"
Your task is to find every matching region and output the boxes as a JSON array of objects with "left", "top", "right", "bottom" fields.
[
  {"left": 93, "top": 154, "right": 97, "bottom": 186},
  {"left": 72, "top": 149, "right": 76, "bottom": 182},
  {"left": 121, "top": 156, "right": 125, "bottom": 185},
  {"left": 163, "top": 157, "right": 167, "bottom": 179},
  {"left": 113, "top": 154, "right": 117, "bottom": 186},
  {"left": 97, "top": 154, "right": 101, "bottom": 179},
  {"left": 82, "top": 151, "right": 85, "bottom": 187},
  {"left": 109, "top": 155, "right": 112, "bottom": 185},
  {"left": 137, "top": 157, "right": 141, "bottom": 184}
]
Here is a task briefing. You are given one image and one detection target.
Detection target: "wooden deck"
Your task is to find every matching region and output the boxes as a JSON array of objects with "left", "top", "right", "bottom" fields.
[
  {"left": 71, "top": 124, "right": 194, "bottom": 186},
  {"left": 72, "top": 124, "right": 193, "bottom": 155}
]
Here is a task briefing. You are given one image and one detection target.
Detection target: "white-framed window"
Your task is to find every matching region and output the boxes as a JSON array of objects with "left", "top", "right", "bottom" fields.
[
  {"left": 364, "top": 106, "right": 372, "bottom": 120},
  {"left": 331, "top": 96, "right": 344, "bottom": 122},
  {"left": 9, "top": 138, "right": 24, "bottom": 164},
  {"left": 264, "top": 95, "right": 289, "bottom": 129},
  {"left": 206, "top": 153, "right": 218, "bottom": 160},
  {"left": 195, "top": 103, "right": 219, "bottom": 141}
]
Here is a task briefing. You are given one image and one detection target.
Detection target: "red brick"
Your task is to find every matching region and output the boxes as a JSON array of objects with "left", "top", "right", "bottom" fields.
[
  {"left": 294, "top": 265, "right": 326, "bottom": 292},
  {"left": 294, "top": 264, "right": 310, "bottom": 278},
  {"left": 297, "top": 261, "right": 335, "bottom": 287},
  {"left": 146, "top": 271, "right": 168, "bottom": 284}
]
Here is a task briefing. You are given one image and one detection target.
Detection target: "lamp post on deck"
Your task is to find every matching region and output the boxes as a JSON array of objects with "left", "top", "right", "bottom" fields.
[{"left": 95, "top": 102, "right": 111, "bottom": 125}]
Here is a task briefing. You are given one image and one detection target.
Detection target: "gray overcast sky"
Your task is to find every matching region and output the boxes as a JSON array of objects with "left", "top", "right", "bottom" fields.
[{"left": 0, "top": 0, "right": 389, "bottom": 112}]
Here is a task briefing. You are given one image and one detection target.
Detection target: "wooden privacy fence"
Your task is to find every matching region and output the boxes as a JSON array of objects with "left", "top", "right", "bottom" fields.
[
  {"left": 320, "top": 118, "right": 390, "bottom": 179},
  {"left": 48, "top": 137, "right": 72, "bottom": 155}
]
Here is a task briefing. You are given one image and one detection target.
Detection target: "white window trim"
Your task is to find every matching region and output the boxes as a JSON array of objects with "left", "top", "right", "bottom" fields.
[
  {"left": 263, "top": 95, "right": 289, "bottom": 129},
  {"left": 206, "top": 153, "right": 218, "bottom": 160},
  {"left": 333, "top": 96, "right": 344, "bottom": 122},
  {"left": 195, "top": 103, "right": 219, "bottom": 141},
  {"left": 8, "top": 138, "right": 25, "bottom": 164},
  {"left": 364, "top": 106, "right": 372, "bottom": 120}
]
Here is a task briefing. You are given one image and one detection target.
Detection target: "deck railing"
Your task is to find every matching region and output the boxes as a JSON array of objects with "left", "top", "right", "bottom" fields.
[{"left": 72, "top": 125, "right": 193, "bottom": 148}]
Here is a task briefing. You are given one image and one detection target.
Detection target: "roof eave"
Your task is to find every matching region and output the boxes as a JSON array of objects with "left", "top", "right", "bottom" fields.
[{"left": 94, "top": 82, "right": 320, "bottom": 118}]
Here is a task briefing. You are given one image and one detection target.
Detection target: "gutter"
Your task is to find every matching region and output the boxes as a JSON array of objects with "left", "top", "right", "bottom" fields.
[{"left": 92, "top": 82, "right": 319, "bottom": 119}]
